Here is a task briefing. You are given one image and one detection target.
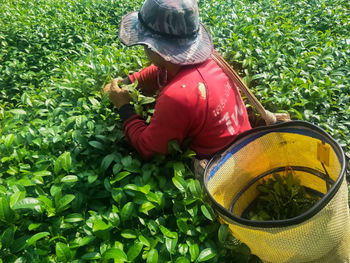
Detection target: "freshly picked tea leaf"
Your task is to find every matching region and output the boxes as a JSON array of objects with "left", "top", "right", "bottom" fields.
[{"left": 248, "top": 169, "right": 321, "bottom": 220}]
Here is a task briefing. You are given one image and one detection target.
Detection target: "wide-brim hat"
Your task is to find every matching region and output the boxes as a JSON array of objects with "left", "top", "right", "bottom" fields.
[{"left": 119, "top": 0, "right": 213, "bottom": 66}]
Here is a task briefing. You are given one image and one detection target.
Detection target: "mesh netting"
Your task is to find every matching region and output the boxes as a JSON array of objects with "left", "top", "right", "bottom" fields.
[{"left": 204, "top": 121, "right": 350, "bottom": 263}]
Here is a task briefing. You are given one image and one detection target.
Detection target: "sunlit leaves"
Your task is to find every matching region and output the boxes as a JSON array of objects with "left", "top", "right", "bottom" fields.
[
  {"left": 200, "top": 0, "right": 350, "bottom": 146},
  {"left": 26, "top": 232, "right": 50, "bottom": 247},
  {"left": 103, "top": 248, "right": 128, "bottom": 261},
  {"left": 146, "top": 248, "right": 158, "bottom": 263},
  {"left": 54, "top": 152, "right": 72, "bottom": 174},
  {"left": 197, "top": 248, "right": 216, "bottom": 262},
  {"left": 56, "top": 194, "right": 75, "bottom": 213},
  {"left": 0, "top": 197, "right": 12, "bottom": 222},
  {"left": 12, "top": 198, "right": 41, "bottom": 211},
  {"left": 127, "top": 241, "right": 143, "bottom": 261},
  {"left": 0, "top": 0, "right": 348, "bottom": 262},
  {"left": 1, "top": 225, "right": 15, "bottom": 248},
  {"left": 56, "top": 242, "right": 72, "bottom": 262}
]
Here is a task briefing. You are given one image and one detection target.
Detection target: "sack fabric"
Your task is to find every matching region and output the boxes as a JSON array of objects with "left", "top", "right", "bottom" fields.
[{"left": 203, "top": 121, "right": 350, "bottom": 263}]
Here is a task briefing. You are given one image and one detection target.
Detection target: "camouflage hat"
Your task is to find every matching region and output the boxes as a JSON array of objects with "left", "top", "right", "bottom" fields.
[{"left": 119, "top": 0, "right": 213, "bottom": 65}]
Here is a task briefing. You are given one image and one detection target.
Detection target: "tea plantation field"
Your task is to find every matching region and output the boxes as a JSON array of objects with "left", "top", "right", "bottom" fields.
[{"left": 0, "top": 0, "right": 349, "bottom": 262}]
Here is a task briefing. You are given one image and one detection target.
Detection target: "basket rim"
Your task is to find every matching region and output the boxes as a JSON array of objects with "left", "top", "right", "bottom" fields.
[{"left": 202, "top": 120, "right": 346, "bottom": 228}]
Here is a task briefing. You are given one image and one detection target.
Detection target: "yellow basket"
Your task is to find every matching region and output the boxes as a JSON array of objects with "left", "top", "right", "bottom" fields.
[{"left": 203, "top": 121, "right": 350, "bottom": 263}]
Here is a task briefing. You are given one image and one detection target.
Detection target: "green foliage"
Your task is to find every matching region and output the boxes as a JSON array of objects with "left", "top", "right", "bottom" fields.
[
  {"left": 121, "top": 80, "right": 156, "bottom": 122},
  {"left": 199, "top": 0, "right": 350, "bottom": 160},
  {"left": 0, "top": 0, "right": 348, "bottom": 262},
  {"left": 247, "top": 172, "right": 320, "bottom": 220}
]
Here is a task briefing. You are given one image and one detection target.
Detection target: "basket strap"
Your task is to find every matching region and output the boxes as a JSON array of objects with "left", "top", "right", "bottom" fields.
[{"left": 211, "top": 50, "right": 277, "bottom": 125}]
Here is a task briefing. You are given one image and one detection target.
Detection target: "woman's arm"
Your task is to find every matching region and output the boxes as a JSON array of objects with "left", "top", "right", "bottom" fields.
[
  {"left": 127, "top": 65, "right": 160, "bottom": 96},
  {"left": 123, "top": 93, "right": 190, "bottom": 159}
]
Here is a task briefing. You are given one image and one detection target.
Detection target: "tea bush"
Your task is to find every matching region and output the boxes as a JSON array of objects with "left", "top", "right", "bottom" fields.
[{"left": 0, "top": 0, "right": 349, "bottom": 262}]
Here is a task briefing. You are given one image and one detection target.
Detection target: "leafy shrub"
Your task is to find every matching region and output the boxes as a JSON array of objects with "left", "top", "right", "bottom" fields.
[{"left": 0, "top": 0, "right": 349, "bottom": 262}]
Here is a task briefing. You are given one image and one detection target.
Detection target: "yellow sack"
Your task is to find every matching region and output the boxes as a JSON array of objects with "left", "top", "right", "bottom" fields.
[{"left": 203, "top": 121, "right": 350, "bottom": 263}]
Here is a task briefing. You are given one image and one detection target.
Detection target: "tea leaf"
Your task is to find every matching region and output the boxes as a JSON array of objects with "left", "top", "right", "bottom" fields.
[
  {"left": 56, "top": 195, "right": 75, "bottom": 213},
  {"left": 121, "top": 229, "right": 137, "bottom": 239},
  {"left": 146, "top": 248, "right": 158, "bottom": 263},
  {"left": 9, "top": 109, "right": 27, "bottom": 115},
  {"left": 127, "top": 241, "right": 143, "bottom": 261},
  {"left": 56, "top": 242, "right": 71, "bottom": 262},
  {"left": 81, "top": 252, "right": 101, "bottom": 260},
  {"left": 175, "top": 256, "right": 190, "bottom": 263},
  {"left": 172, "top": 176, "right": 187, "bottom": 193},
  {"left": 218, "top": 224, "right": 229, "bottom": 242},
  {"left": 26, "top": 232, "right": 50, "bottom": 246},
  {"left": 64, "top": 213, "right": 84, "bottom": 223},
  {"left": 103, "top": 248, "right": 127, "bottom": 261},
  {"left": 61, "top": 175, "right": 78, "bottom": 183},
  {"left": 1, "top": 225, "right": 15, "bottom": 248},
  {"left": 0, "top": 196, "right": 13, "bottom": 221},
  {"left": 196, "top": 248, "right": 216, "bottom": 262},
  {"left": 201, "top": 205, "right": 215, "bottom": 221},
  {"left": 12, "top": 198, "right": 40, "bottom": 210},
  {"left": 189, "top": 243, "right": 199, "bottom": 261}
]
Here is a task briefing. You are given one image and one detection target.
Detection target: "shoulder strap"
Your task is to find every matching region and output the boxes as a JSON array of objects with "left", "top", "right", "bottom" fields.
[{"left": 211, "top": 50, "right": 277, "bottom": 125}]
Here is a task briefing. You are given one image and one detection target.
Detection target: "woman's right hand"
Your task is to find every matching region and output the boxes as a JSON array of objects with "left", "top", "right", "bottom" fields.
[
  {"left": 103, "top": 78, "right": 132, "bottom": 109},
  {"left": 103, "top": 77, "right": 122, "bottom": 94},
  {"left": 103, "top": 76, "right": 132, "bottom": 93}
]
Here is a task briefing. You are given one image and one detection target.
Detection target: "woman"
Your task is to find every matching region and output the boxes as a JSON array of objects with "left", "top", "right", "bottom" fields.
[{"left": 104, "top": 0, "right": 251, "bottom": 160}]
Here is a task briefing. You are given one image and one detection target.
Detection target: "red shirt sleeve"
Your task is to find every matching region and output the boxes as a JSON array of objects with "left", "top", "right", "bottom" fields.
[
  {"left": 128, "top": 65, "right": 159, "bottom": 95},
  {"left": 123, "top": 92, "right": 189, "bottom": 159}
]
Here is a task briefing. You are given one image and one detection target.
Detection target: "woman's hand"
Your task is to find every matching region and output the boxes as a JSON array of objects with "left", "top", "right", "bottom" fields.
[{"left": 103, "top": 78, "right": 132, "bottom": 109}]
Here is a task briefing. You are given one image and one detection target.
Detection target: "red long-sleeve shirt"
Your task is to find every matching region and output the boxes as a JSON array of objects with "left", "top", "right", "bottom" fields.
[{"left": 123, "top": 58, "right": 251, "bottom": 159}]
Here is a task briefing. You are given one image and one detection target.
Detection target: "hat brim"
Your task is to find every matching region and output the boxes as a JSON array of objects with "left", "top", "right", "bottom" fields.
[{"left": 119, "top": 11, "right": 213, "bottom": 65}]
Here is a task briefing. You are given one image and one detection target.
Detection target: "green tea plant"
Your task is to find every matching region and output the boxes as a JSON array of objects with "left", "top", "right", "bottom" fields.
[
  {"left": 199, "top": 0, "right": 350, "bottom": 161},
  {"left": 121, "top": 80, "right": 156, "bottom": 122},
  {"left": 247, "top": 172, "right": 320, "bottom": 221},
  {"left": 0, "top": 0, "right": 349, "bottom": 262}
]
